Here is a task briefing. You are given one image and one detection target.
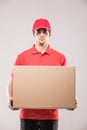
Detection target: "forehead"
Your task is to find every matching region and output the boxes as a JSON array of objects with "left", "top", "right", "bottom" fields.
[{"left": 36, "top": 28, "right": 48, "bottom": 32}]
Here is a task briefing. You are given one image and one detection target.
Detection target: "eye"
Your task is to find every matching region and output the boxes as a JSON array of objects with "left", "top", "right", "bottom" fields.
[
  {"left": 43, "top": 30, "right": 47, "bottom": 33},
  {"left": 36, "top": 30, "right": 41, "bottom": 34},
  {"left": 35, "top": 29, "right": 49, "bottom": 35}
]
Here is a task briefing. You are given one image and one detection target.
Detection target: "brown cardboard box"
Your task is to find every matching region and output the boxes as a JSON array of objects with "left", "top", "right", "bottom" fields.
[{"left": 13, "top": 66, "right": 76, "bottom": 109}]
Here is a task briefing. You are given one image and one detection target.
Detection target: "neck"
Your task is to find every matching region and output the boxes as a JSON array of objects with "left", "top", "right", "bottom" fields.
[{"left": 35, "top": 42, "right": 48, "bottom": 54}]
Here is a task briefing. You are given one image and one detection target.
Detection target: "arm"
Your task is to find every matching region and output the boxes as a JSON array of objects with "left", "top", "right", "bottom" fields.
[
  {"left": 8, "top": 78, "right": 13, "bottom": 98},
  {"left": 63, "top": 56, "right": 78, "bottom": 110},
  {"left": 7, "top": 78, "right": 19, "bottom": 110},
  {"left": 7, "top": 55, "right": 20, "bottom": 110}
]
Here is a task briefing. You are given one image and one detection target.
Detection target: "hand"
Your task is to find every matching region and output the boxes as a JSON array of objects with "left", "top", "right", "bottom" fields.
[
  {"left": 66, "top": 99, "right": 78, "bottom": 111},
  {"left": 8, "top": 97, "right": 19, "bottom": 110}
]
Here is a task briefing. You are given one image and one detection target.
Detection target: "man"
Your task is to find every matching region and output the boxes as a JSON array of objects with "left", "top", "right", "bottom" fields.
[{"left": 8, "top": 18, "right": 67, "bottom": 130}]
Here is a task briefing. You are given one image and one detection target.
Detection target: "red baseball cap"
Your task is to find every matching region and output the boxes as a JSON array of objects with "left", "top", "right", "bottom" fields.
[{"left": 32, "top": 18, "right": 51, "bottom": 31}]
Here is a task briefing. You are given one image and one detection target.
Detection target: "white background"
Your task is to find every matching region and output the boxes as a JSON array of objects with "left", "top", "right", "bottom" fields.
[{"left": 0, "top": 0, "right": 87, "bottom": 130}]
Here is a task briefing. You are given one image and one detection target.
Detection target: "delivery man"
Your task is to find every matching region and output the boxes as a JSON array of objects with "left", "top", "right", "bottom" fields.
[{"left": 7, "top": 18, "right": 75, "bottom": 130}]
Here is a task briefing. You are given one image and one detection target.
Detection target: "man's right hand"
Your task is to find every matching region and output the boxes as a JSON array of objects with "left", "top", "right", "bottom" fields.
[{"left": 8, "top": 97, "right": 19, "bottom": 110}]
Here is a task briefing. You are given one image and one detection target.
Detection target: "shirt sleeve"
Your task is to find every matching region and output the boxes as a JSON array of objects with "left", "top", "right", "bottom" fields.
[
  {"left": 14, "top": 55, "right": 22, "bottom": 65},
  {"left": 61, "top": 55, "right": 68, "bottom": 66},
  {"left": 11, "top": 55, "right": 21, "bottom": 78}
]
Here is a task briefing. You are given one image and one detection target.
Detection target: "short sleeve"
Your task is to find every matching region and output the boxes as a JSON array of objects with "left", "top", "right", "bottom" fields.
[
  {"left": 11, "top": 55, "right": 21, "bottom": 78},
  {"left": 14, "top": 55, "right": 22, "bottom": 65},
  {"left": 61, "top": 55, "right": 68, "bottom": 66}
]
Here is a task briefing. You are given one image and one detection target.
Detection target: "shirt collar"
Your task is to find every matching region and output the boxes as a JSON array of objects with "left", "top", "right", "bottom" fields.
[{"left": 32, "top": 44, "right": 52, "bottom": 55}]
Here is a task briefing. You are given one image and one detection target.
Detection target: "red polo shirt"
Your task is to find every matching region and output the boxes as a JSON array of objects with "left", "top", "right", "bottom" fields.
[{"left": 14, "top": 44, "right": 66, "bottom": 120}]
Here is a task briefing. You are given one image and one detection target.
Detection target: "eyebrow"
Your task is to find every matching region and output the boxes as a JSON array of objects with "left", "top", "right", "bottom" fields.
[{"left": 37, "top": 28, "right": 47, "bottom": 31}]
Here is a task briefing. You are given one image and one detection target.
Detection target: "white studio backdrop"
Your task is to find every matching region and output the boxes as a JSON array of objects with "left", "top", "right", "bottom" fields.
[{"left": 0, "top": 0, "right": 87, "bottom": 130}]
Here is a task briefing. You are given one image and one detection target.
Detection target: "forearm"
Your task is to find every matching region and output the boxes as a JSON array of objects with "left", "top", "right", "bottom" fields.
[
  {"left": 7, "top": 78, "right": 19, "bottom": 110},
  {"left": 7, "top": 78, "right": 13, "bottom": 98}
]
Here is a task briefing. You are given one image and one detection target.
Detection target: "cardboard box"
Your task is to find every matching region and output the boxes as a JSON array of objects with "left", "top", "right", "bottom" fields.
[{"left": 13, "top": 66, "right": 76, "bottom": 109}]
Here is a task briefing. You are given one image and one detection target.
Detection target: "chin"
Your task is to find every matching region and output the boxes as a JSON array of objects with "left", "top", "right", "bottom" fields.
[{"left": 39, "top": 41, "right": 45, "bottom": 44}]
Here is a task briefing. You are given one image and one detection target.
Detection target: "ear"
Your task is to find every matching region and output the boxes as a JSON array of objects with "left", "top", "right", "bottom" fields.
[
  {"left": 33, "top": 31, "right": 35, "bottom": 37},
  {"left": 49, "top": 31, "right": 51, "bottom": 37}
]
